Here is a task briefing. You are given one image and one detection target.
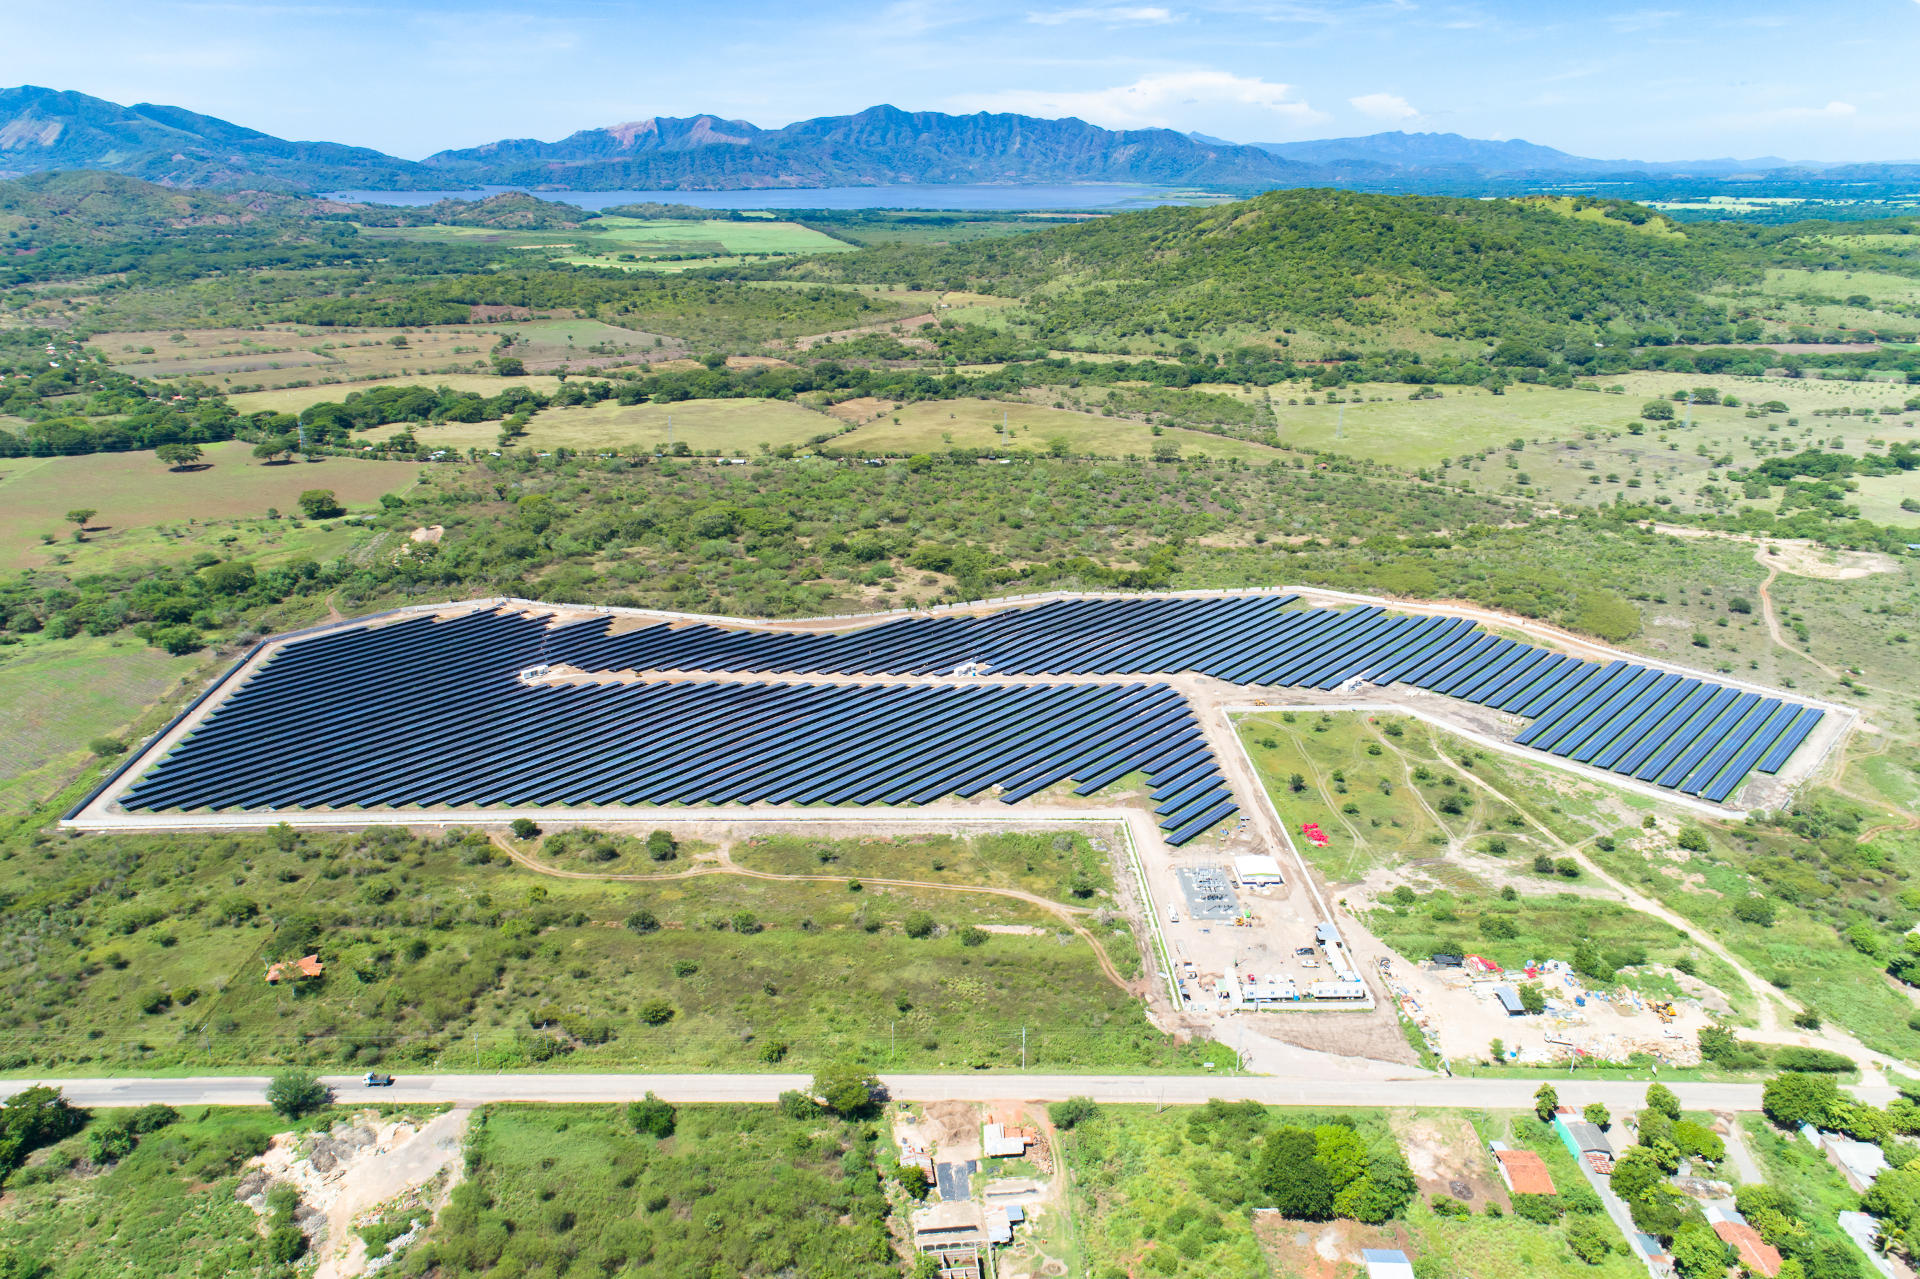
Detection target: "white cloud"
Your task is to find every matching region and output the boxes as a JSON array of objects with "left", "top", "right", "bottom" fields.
[
  {"left": 1723, "top": 99, "right": 1858, "bottom": 127},
  {"left": 1349, "top": 91, "right": 1417, "bottom": 121},
  {"left": 957, "top": 71, "right": 1323, "bottom": 130},
  {"left": 1027, "top": 5, "right": 1178, "bottom": 24}
]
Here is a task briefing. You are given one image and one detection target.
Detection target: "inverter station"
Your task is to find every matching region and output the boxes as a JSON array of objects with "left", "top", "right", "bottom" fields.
[{"left": 113, "top": 595, "right": 1824, "bottom": 836}]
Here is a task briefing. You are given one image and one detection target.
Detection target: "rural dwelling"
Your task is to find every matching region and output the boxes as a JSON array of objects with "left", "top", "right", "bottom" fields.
[
  {"left": 265, "top": 954, "right": 324, "bottom": 984},
  {"left": 1492, "top": 985, "right": 1527, "bottom": 1017},
  {"left": 1553, "top": 1115, "right": 1615, "bottom": 1170},
  {"left": 1633, "top": 1233, "right": 1677, "bottom": 1277},
  {"left": 982, "top": 1123, "right": 1027, "bottom": 1159},
  {"left": 912, "top": 1201, "right": 987, "bottom": 1279},
  {"left": 1488, "top": 1142, "right": 1556, "bottom": 1196},
  {"left": 1704, "top": 1206, "right": 1783, "bottom": 1278},
  {"left": 1232, "top": 853, "right": 1284, "bottom": 888},
  {"left": 985, "top": 1206, "right": 1013, "bottom": 1245},
  {"left": 1361, "top": 1248, "right": 1417, "bottom": 1279},
  {"left": 1836, "top": 1211, "right": 1903, "bottom": 1279},
  {"left": 1807, "top": 1131, "right": 1891, "bottom": 1192}
]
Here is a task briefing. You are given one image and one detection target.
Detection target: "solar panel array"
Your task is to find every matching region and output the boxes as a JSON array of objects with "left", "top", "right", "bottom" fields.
[
  {"left": 515, "top": 596, "right": 1821, "bottom": 804},
  {"left": 120, "top": 595, "right": 1823, "bottom": 828},
  {"left": 120, "top": 610, "right": 1240, "bottom": 844}
]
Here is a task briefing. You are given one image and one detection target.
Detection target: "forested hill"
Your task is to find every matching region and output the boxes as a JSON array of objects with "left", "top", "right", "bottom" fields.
[{"left": 781, "top": 188, "right": 1752, "bottom": 348}]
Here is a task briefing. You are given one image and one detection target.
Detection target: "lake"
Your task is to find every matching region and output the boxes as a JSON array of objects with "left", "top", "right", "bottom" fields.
[{"left": 322, "top": 183, "right": 1234, "bottom": 212}]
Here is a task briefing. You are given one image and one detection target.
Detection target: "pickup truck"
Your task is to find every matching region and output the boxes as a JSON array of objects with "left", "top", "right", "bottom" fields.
[{"left": 363, "top": 1072, "right": 395, "bottom": 1088}]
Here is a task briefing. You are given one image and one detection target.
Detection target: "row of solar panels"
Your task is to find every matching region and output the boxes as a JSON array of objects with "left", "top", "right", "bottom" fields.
[
  {"left": 121, "top": 611, "right": 1239, "bottom": 843},
  {"left": 492, "top": 595, "right": 1822, "bottom": 803}
]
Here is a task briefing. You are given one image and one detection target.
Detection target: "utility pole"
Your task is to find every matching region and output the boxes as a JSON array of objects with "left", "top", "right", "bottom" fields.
[{"left": 1021, "top": 1026, "right": 1027, "bottom": 1070}]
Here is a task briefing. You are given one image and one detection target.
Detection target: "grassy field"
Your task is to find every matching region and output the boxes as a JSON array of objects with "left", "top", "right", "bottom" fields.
[
  {"left": 733, "top": 830, "right": 1116, "bottom": 904},
  {"left": 0, "top": 635, "right": 203, "bottom": 813},
  {"left": 369, "top": 395, "right": 834, "bottom": 454},
  {"left": 1757, "top": 267, "right": 1920, "bottom": 306},
  {"left": 0, "top": 443, "right": 420, "bottom": 572},
  {"left": 89, "top": 324, "right": 493, "bottom": 388},
  {"left": 227, "top": 371, "right": 574, "bottom": 415},
  {"left": 0, "top": 1102, "right": 302, "bottom": 1278},
  {"left": 367, "top": 216, "right": 854, "bottom": 267},
  {"left": 1059, "top": 1103, "right": 1639, "bottom": 1279},
  {"left": 0, "top": 826, "right": 1223, "bottom": 1074},
  {"left": 413, "top": 1103, "right": 898, "bottom": 1278},
  {"left": 835, "top": 397, "right": 1293, "bottom": 462}
]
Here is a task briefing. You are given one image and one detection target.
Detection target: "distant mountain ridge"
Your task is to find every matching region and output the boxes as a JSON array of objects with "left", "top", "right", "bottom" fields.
[{"left": 0, "top": 85, "right": 1911, "bottom": 195}]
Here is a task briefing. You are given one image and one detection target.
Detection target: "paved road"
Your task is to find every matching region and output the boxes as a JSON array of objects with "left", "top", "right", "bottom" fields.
[{"left": 8, "top": 1072, "right": 1892, "bottom": 1112}]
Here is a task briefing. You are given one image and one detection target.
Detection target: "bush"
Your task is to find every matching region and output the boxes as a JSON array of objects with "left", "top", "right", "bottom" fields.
[
  {"left": 1565, "top": 1214, "right": 1615, "bottom": 1264},
  {"left": 265, "top": 1069, "right": 329, "bottom": 1120},
  {"left": 1730, "top": 895, "right": 1776, "bottom": 926},
  {"left": 958, "top": 926, "right": 987, "bottom": 947},
  {"left": 510, "top": 818, "right": 540, "bottom": 839},
  {"left": 267, "top": 1225, "right": 307, "bottom": 1264},
  {"left": 646, "top": 830, "right": 676, "bottom": 861},
  {"left": 88, "top": 737, "right": 125, "bottom": 757},
  {"left": 1512, "top": 1194, "right": 1562, "bottom": 1224},
  {"left": 812, "top": 1064, "right": 880, "bottom": 1116},
  {"left": 638, "top": 998, "right": 675, "bottom": 1025},
  {"left": 1772, "top": 1047, "right": 1855, "bottom": 1073},
  {"left": 625, "top": 909, "right": 659, "bottom": 934},
  {"left": 1049, "top": 1097, "right": 1100, "bottom": 1131},
  {"left": 627, "top": 1093, "right": 676, "bottom": 1138},
  {"left": 903, "top": 911, "right": 936, "bottom": 939},
  {"left": 1676, "top": 827, "right": 1710, "bottom": 853},
  {"left": 1430, "top": 1194, "right": 1471, "bottom": 1219}
]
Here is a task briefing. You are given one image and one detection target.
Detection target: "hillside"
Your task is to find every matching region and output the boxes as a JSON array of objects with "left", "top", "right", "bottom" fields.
[
  {"left": 779, "top": 187, "right": 1744, "bottom": 348},
  {"left": 0, "top": 86, "right": 427, "bottom": 191},
  {"left": 421, "top": 104, "right": 1308, "bottom": 189}
]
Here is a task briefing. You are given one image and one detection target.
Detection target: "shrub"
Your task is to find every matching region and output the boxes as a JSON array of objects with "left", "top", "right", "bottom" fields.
[
  {"left": 638, "top": 998, "right": 675, "bottom": 1026},
  {"left": 265, "top": 1069, "right": 329, "bottom": 1120},
  {"left": 1566, "top": 1214, "right": 1615, "bottom": 1264},
  {"left": 1731, "top": 895, "right": 1776, "bottom": 926},
  {"left": 812, "top": 1064, "right": 880, "bottom": 1116},
  {"left": 627, "top": 1093, "right": 676, "bottom": 1138},
  {"left": 959, "top": 926, "right": 987, "bottom": 947},
  {"left": 646, "top": 830, "right": 676, "bottom": 861},
  {"left": 1772, "top": 1047, "right": 1854, "bottom": 1073},
  {"left": 903, "top": 911, "right": 936, "bottom": 939},
  {"left": 1049, "top": 1097, "right": 1100, "bottom": 1130},
  {"left": 1512, "top": 1194, "right": 1562, "bottom": 1224},
  {"left": 1430, "top": 1194, "right": 1471, "bottom": 1219},
  {"left": 510, "top": 818, "right": 540, "bottom": 839},
  {"left": 625, "top": 909, "right": 659, "bottom": 934},
  {"left": 1676, "top": 827, "right": 1710, "bottom": 853}
]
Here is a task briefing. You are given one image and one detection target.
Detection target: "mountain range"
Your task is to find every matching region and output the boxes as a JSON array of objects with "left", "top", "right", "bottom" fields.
[{"left": 1, "top": 85, "right": 1914, "bottom": 196}]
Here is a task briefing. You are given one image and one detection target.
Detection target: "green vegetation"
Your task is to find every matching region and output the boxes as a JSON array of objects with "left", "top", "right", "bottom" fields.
[
  {"left": 413, "top": 1103, "right": 898, "bottom": 1277},
  {"left": 0, "top": 826, "right": 1223, "bottom": 1073},
  {"left": 0, "top": 1097, "right": 291, "bottom": 1278}
]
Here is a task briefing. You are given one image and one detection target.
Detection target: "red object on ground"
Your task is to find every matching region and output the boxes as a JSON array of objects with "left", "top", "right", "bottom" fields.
[{"left": 1300, "top": 823, "right": 1329, "bottom": 847}]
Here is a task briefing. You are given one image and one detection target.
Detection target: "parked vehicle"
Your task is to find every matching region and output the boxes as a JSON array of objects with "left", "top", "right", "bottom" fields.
[{"left": 363, "top": 1072, "right": 395, "bottom": 1087}]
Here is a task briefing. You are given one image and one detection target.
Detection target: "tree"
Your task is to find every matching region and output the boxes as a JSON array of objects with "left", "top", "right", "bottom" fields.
[
  {"left": 0, "top": 1086, "right": 87, "bottom": 1182},
  {"left": 1519, "top": 984, "right": 1547, "bottom": 1015},
  {"left": 1049, "top": 1097, "right": 1099, "bottom": 1131},
  {"left": 627, "top": 1092, "right": 676, "bottom": 1138},
  {"left": 1565, "top": 1214, "right": 1614, "bottom": 1264},
  {"left": 645, "top": 830, "right": 676, "bottom": 861},
  {"left": 812, "top": 1063, "right": 880, "bottom": 1116},
  {"left": 1670, "top": 1219, "right": 1733, "bottom": 1279},
  {"left": 66, "top": 507, "right": 96, "bottom": 541},
  {"left": 1584, "top": 1102, "right": 1611, "bottom": 1130},
  {"left": 1609, "top": 1147, "right": 1666, "bottom": 1204},
  {"left": 252, "top": 437, "right": 295, "bottom": 464},
  {"left": 624, "top": 909, "right": 659, "bottom": 934},
  {"left": 156, "top": 442, "right": 204, "bottom": 470},
  {"left": 510, "top": 817, "right": 540, "bottom": 839},
  {"left": 903, "top": 911, "right": 935, "bottom": 939},
  {"left": 1645, "top": 1083, "right": 1682, "bottom": 1121},
  {"left": 1259, "top": 1127, "right": 1334, "bottom": 1219},
  {"left": 298, "top": 489, "right": 344, "bottom": 519},
  {"left": 266, "top": 1069, "right": 329, "bottom": 1120},
  {"left": 899, "top": 1165, "right": 931, "bottom": 1198},
  {"left": 1534, "top": 1084, "right": 1559, "bottom": 1122}
]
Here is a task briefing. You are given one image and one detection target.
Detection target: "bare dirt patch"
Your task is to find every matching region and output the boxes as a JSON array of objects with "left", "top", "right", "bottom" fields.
[
  {"left": 1389, "top": 1111, "right": 1508, "bottom": 1209},
  {"left": 1759, "top": 540, "right": 1899, "bottom": 581}
]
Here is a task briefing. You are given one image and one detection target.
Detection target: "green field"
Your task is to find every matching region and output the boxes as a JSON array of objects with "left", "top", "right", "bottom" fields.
[
  {"left": 836, "top": 397, "right": 1292, "bottom": 462},
  {"left": 0, "top": 635, "right": 203, "bottom": 813},
  {"left": 410, "top": 1103, "right": 897, "bottom": 1278},
  {"left": 0, "top": 443, "right": 419, "bottom": 572},
  {"left": 0, "top": 1102, "right": 309, "bottom": 1278},
  {"left": 367, "top": 216, "right": 854, "bottom": 270},
  {"left": 227, "top": 372, "right": 574, "bottom": 415},
  {"left": 370, "top": 395, "right": 834, "bottom": 454},
  {"left": 0, "top": 825, "right": 1223, "bottom": 1074}
]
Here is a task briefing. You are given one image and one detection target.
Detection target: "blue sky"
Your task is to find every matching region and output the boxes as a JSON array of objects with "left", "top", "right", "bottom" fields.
[{"left": 11, "top": 0, "right": 1920, "bottom": 161}]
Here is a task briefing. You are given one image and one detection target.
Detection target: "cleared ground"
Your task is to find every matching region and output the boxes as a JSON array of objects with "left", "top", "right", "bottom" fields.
[
  {"left": 90, "top": 325, "right": 493, "bottom": 388},
  {"left": 227, "top": 373, "right": 573, "bottom": 416},
  {"left": 835, "top": 397, "right": 1293, "bottom": 462},
  {"left": 0, "top": 444, "right": 419, "bottom": 571},
  {"left": 370, "top": 396, "right": 834, "bottom": 454}
]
